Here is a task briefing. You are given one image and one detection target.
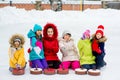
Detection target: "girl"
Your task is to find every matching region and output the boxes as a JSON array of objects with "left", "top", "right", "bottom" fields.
[
  {"left": 8, "top": 34, "right": 26, "bottom": 72},
  {"left": 77, "top": 30, "right": 96, "bottom": 70},
  {"left": 91, "top": 25, "right": 107, "bottom": 69},
  {"left": 59, "top": 31, "right": 80, "bottom": 70},
  {"left": 27, "top": 24, "right": 48, "bottom": 70},
  {"left": 43, "top": 23, "right": 61, "bottom": 69}
]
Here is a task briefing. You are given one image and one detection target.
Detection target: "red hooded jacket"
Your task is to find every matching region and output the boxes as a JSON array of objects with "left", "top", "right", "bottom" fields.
[{"left": 43, "top": 23, "right": 59, "bottom": 61}]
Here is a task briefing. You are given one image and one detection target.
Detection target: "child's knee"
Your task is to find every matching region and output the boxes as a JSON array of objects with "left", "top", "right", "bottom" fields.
[
  {"left": 71, "top": 61, "right": 80, "bottom": 70},
  {"left": 59, "top": 61, "right": 70, "bottom": 69}
]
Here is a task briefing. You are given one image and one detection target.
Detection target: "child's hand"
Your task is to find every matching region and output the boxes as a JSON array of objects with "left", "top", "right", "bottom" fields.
[{"left": 97, "top": 49, "right": 102, "bottom": 54}]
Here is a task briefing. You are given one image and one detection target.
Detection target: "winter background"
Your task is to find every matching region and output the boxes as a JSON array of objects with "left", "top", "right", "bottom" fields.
[{"left": 0, "top": 1, "right": 120, "bottom": 80}]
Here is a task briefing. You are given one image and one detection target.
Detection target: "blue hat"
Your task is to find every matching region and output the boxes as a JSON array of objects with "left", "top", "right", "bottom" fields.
[{"left": 33, "top": 24, "right": 42, "bottom": 32}]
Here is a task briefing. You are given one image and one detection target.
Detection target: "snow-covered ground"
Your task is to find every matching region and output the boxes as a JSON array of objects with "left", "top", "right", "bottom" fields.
[{"left": 0, "top": 6, "right": 120, "bottom": 80}]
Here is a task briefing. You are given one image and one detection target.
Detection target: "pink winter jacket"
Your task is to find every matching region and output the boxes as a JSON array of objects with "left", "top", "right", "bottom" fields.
[{"left": 58, "top": 38, "right": 79, "bottom": 61}]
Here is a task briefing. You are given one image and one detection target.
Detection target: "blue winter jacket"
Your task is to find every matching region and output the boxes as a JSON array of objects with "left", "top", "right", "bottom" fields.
[{"left": 27, "top": 29, "right": 45, "bottom": 60}]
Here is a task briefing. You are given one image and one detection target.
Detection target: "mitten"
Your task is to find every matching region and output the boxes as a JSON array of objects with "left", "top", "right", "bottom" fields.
[
  {"left": 34, "top": 46, "right": 41, "bottom": 54},
  {"left": 27, "top": 48, "right": 31, "bottom": 53},
  {"left": 15, "top": 64, "right": 21, "bottom": 69},
  {"left": 97, "top": 49, "right": 102, "bottom": 54}
]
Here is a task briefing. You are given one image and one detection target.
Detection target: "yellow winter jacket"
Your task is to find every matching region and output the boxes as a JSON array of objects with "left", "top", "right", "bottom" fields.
[{"left": 8, "top": 47, "right": 26, "bottom": 68}]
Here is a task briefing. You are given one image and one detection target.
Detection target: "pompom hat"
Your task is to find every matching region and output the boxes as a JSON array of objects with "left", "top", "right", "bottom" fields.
[
  {"left": 95, "top": 25, "right": 104, "bottom": 36},
  {"left": 82, "top": 29, "right": 90, "bottom": 39}
]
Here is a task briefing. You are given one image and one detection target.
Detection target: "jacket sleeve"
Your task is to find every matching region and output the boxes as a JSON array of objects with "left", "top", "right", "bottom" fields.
[
  {"left": 52, "top": 40, "right": 59, "bottom": 53},
  {"left": 92, "top": 40, "right": 101, "bottom": 54},
  {"left": 77, "top": 40, "right": 84, "bottom": 57},
  {"left": 59, "top": 40, "right": 66, "bottom": 52},
  {"left": 31, "top": 37, "right": 37, "bottom": 47},
  {"left": 8, "top": 48, "right": 17, "bottom": 65},
  {"left": 17, "top": 48, "right": 25, "bottom": 65},
  {"left": 77, "top": 40, "right": 83, "bottom": 50}
]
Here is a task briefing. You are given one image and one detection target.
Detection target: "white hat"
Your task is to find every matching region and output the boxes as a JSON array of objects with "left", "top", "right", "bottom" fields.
[{"left": 62, "top": 30, "right": 71, "bottom": 37}]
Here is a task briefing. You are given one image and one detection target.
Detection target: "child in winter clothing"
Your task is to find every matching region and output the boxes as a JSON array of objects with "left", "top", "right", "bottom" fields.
[
  {"left": 91, "top": 25, "right": 107, "bottom": 69},
  {"left": 43, "top": 23, "right": 61, "bottom": 69},
  {"left": 27, "top": 24, "right": 48, "bottom": 70},
  {"left": 8, "top": 34, "right": 26, "bottom": 72},
  {"left": 59, "top": 31, "right": 80, "bottom": 70},
  {"left": 77, "top": 30, "right": 96, "bottom": 70}
]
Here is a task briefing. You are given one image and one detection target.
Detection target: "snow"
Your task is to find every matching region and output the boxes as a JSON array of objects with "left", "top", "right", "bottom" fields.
[{"left": 0, "top": 6, "right": 120, "bottom": 80}]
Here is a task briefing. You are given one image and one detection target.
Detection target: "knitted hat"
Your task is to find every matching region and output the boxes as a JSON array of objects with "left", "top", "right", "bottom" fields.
[
  {"left": 62, "top": 30, "right": 71, "bottom": 38},
  {"left": 82, "top": 29, "right": 90, "bottom": 39},
  {"left": 95, "top": 25, "right": 104, "bottom": 36},
  {"left": 33, "top": 24, "right": 42, "bottom": 32},
  {"left": 14, "top": 38, "right": 21, "bottom": 43}
]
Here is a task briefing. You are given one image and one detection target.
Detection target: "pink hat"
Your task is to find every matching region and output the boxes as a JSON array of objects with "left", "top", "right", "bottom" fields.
[
  {"left": 82, "top": 29, "right": 90, "bottom": 39},
  {"left": 95, "top": 25, "right": 104, "bottom": 36}
]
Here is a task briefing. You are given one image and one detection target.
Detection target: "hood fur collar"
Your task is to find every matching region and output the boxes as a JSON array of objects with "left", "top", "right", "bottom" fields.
[
  {"left": 9, "top": 34, "right": 25, "bottom": 47},
  {"left": 92, "top": 34, "right": 107, "bottom": 42}
]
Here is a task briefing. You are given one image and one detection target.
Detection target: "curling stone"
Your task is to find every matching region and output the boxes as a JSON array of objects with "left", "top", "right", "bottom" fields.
[
  {"left": 12, "top": 68, "right": 25, "bottom": 75},
  {"left": 75, "top": 68, "right": 87, "bottom": 75},
  {"left": 44, "top": 68, "right": 56, "bottom": 75},
  {"left": 88, "top": 69, "right": 100, "bottom": 76},
  {"left": 30, "top": 68, "right": 42, "bottom": 74},
  {"left": 57, "top": 68, "right": 69, "bottom": 74}
]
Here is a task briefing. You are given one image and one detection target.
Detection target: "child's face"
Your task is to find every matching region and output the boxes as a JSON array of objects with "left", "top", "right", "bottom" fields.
[
  {"left": 96, "top": 33, "right": 102, "bottom": 39},
  {"left": 36, "top": 30, "right": 42, "bottom": 36},
  {"left": 47, "top": 28, "right": 54, "bottom": 37},
  {"left": 63, "top": 34, "right": 70, "bottom": 41},
  {"left": 14, "top": 41, "right": 20, "bottom": 47},
  {"left": 85, "top": 34, "right": 90, "bottom": 39}
]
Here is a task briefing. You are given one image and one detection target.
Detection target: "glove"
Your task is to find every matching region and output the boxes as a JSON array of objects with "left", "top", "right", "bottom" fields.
[
  {"left": 27, "top": 47, "right": 32, "bottom": 53},
  {"left": 34, "top": 46, "right": 41, "bottom": 54},
  {"left": 27, "top": 48, "right": 31, "bottom": 53},
  {"left": 15, "top": 64, "right": 21, "bottom": 69}
]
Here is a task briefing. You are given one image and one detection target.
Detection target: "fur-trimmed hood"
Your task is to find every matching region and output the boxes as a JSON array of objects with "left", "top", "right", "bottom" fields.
[
  {"left": 91, "top": 34, "right": 107, "bottom": 42},
  {"left": 9, "top": 34, "right": 25, "bottom": 47},
  {"left": 43, "top": 23, "right": 58, "bottom": 41}
]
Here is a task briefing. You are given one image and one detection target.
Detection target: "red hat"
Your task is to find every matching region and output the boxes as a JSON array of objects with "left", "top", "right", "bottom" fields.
[{"left": 95, "top": 25, "right": 104, "bottom": 36}]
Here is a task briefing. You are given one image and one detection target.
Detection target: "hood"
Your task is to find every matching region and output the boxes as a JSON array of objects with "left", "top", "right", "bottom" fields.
[
  {"left": 9, "top": 34, "right": 25, "bottom": 47},
  {"left": 43, "top": 23, "right": 58, "bottom": 40},
  {"left": 27, "top": 29, "right": 36, "bottom": 38}
]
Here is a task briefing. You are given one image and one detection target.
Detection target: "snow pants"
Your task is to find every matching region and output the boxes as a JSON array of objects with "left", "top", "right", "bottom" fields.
[{"left": 59, "top": 61, "right": 80, "bottom": 70}]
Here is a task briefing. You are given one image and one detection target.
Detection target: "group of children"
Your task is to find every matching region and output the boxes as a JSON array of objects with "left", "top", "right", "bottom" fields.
[{"left": 8, "top": 23, "right": 107, "bottom": 74}]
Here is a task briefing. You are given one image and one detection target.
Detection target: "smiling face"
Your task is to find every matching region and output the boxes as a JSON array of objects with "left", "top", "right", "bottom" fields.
[
  {"left": 36, "top": 30, "right": 42, "bottom": 36},
  {"left": 84, "top": 34, "right": 90, "bottom": 39},
  {"left": 96, "top": 32, "right": 102, "bottom": 39},
  {"left": 14, "top": 41, "right": 20, "bottom": 48},
  {"left": 63, "top": 33, "right": 71, "bottom": 41},
  {"left": 47, "top": 28, "right": 54, "bottom": 37}
]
